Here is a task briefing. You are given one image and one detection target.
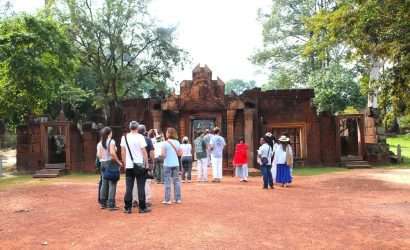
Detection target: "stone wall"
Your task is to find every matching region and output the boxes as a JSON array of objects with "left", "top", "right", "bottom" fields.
[{"left": 16, "top": 124, "right": 43, "bottom": 172}]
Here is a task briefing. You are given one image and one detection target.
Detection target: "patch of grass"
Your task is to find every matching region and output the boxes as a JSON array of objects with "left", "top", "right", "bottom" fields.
[
  {"left": 293, "top": 167, "right": 348, "bottom": 176},
  {"left": 387, "top": 134, "right": 410, "bottom": 163},
  {"left": 0, "top": 171, "right": 100, "bottom": 190},
  {"left": 0, "top": 174, "right": 33, "bottom": 189}
]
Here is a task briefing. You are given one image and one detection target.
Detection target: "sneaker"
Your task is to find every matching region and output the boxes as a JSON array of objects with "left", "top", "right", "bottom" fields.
[
  {"left": 269, "top": 185, "right": 274, "bottom": 189},
  {"left": 139, "top": 208, "right": 152, "bottom": 214},
  {"left": 132, "top": 201, "right": 138, "bottom": 208},
  {"left": 123, "top": 208, "right": 132, "bottom": 214},
  {"left": 162, "top": 201, "right": 172, "bottom": 205},
  {"left": 100, "top": 204, "right": 107, "bottom": 209},
  {"left": 175, "top": 200, "right": 182, "bottom": 204},
  {"left": 243, "top": 179, "right": 248, "bottom": 182},
  {"left": 212, "top": 179, "right": 218, "bottom": 183},
  {"left": 146, "top": 202, "right": 152, "bottom": 207},
  {"left": 188, "top": 180, "right": 192, "bottom": 183}
]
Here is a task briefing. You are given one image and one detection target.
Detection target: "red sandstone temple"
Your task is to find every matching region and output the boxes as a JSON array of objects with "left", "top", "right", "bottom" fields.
[{"left": 17, "top": 65, "right": 385, "bottom": 177}]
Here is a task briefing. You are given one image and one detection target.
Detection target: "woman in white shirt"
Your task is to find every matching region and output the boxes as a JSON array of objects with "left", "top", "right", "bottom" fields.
[
  {"left": 97, "top": 126, "right": 122, "bottom": 210},
  {"left": 274, "top": 135, "right": 293, "bottom": 187},
  {"left": 180, "top": 136, "right": 193, "bottom": 183}
]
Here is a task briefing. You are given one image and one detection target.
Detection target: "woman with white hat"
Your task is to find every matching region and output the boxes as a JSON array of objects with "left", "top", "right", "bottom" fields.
[
  {"left": 274, "top": 135, "right": 293, "bottom": 187},
  {"left": 180, "top": 136, "right": 193, "bottom": 183}
]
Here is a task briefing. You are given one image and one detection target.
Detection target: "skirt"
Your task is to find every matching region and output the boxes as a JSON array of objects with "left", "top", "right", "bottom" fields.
[{"left": 276, "top": 164, "right": 292, "bottom": 183}]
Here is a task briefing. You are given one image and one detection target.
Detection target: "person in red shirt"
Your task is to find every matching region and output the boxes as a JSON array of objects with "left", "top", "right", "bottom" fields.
[{"left": 232, "top": 138, "right": 248, "bottom": 182}]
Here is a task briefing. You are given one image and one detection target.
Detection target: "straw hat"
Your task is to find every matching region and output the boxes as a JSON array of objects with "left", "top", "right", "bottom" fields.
[
  {"left": 265, "top": 132, "right": 273, "bottom": 137},
  {"left": 278, "top": 135, "right": 290, "bottom": 142},
  {"left": 182, "top": 136, "right": 189, "bottom": 141}
]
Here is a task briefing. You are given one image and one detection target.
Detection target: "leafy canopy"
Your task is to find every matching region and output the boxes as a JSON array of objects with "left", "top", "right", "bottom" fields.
[{"left": 0, "top": 15, "right": 78, "bottom": 126}]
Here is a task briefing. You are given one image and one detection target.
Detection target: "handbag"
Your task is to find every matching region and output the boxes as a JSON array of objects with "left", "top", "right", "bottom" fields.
[
  {"left": 103, "top": 162, "right": 120, "bottom": 181},
  {"left": 124, "top": 134, "right": 146, "bottom": 175},
  {"left": 102, "top": 139, "right": 120, "bottom": 181},
  {"left": 95, "top": 157, "right": 101, "bottom": 170},
  {"left": 261, "top": 145, "right": 271, "bottom": 165}
]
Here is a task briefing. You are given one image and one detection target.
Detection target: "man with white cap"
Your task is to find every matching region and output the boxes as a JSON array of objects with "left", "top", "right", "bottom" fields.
[
  {"left": 132, "top": 124, "right": 154, "bottom": 208},
  {"left": 209, "top": 127, "right": 226, "bottom": 182},
  {"left": 121, "top": 121, "right": 150, "bottom": 214}
]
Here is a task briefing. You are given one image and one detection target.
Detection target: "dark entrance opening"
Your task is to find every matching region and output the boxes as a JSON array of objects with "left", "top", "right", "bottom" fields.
[
  {"left": 47, "top": 126, "right": 66, "bottom": 164},
  {"left": 339, "top": 118, "right": 360, "bottom": 158},
  {"left": 270, "top": 127, "right": 302, "bottom": 160},
  {"left": 191, "top": 119, "right": 215, "bottom": 140}
]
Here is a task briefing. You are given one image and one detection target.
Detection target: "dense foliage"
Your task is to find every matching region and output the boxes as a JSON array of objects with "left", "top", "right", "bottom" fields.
[
  {"left": 0, "top": 0, "right": 188, "bottom": 127},
  {"left": 303, "top": 0, "right": 410, "bottom": 128},
  {"left": 252, "top": 0, "right": 377, "bottom": 114},
  {"left": 0, "top": 15, "right": 80, "bottom": 126}
]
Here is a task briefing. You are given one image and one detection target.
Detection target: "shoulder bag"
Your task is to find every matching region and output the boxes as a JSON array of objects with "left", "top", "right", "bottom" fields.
[
  {"left": 261, "top": 145, "right": 271, "bottom": 165},
  {"left": 103, "top": 139, "right": 120, "bottom": 182},
  {"left": 124, "top": 135, "right": 146, "bottom": 175}
]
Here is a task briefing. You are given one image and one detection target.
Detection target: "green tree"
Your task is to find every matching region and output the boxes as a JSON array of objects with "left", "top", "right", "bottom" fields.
[
  {"left": 252, "top": 0, "right": 337, "bottom": 88},
  {"left": 55, "top": 0, "right": 188, "bottom": 124},
  {"left": 225, "top": 79, "right": 256, "bottom": 95},
  {"left": 308, "top": 63, "right": 366, "bottom": 114},
  {"left": 0, "top": 15, "right": 79, "bottom": 126},
  {"left": 304, "top": 0, "right": 410, "bottom": 120}
]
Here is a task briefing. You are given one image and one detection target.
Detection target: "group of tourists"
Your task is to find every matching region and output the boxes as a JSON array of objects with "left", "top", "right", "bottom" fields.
[
  {"left": 97, "top": 121, "right": 184, "bottom": 214},
  {"left": 232, "top": 132, "right": 293, "bottom": 189},
  {"left": 97, "top": 122, "right": 293, "bottom": 213}
]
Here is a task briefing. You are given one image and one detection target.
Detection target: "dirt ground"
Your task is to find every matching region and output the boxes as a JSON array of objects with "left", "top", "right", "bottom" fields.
[{"left": 1, "top": 169, "right": 410, "bottom": 250}]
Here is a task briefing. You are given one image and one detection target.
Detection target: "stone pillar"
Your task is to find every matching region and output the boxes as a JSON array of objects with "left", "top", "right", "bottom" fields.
[
  {"left": 226, "top": 109, "right": 236, "bottom": 173},
  {"left": 179, "top": 115, "right": 186, "bottom": 139},
  {"left": 151, "top": 110, "right": 162, "bottom": 131},
  {"left": 244, "top": 109, "right": 256, "bottom": 168}
]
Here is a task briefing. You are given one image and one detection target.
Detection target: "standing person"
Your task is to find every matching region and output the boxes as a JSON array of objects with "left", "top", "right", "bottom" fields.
[
  {"left": 270, "top": 136, "right": 279, "bottom": 182},
  {"left": 154, "top": 133, "right": 165, "bottom": 184},
  {"left": 203, "top": 129, "right": 213, "bottom": 168},
  {"left": 180, "top": 136, "right": 193, "bottom": 183},
  {"left": 132, "top": 125, "right": 155, "bottom": 208},
  {"left": 233, "top": 138, "right": 248, "bottom": 182},
  {"left": 209, "top": 127, "right": 226, "bottom": 183},
  {"left": 274, "top": 135, "right": 293, "bottom": 187},
  {"left": 194, "top": 131, "right": 208, "bottom": 182},
  {"left": 161, "top": 127, "right": 182, "bottom": 204},
  {"left": 97, "top": 127, "right": 122, "bottom": 210},
  {"left": 96, "top": 130, "right": 103, "bottom": 207},
  {"left": 121, "top": 121, "right": 150, "bottom": 214},
  {"left": 258, "top": 136, "right": 274, "bottom": 189}
]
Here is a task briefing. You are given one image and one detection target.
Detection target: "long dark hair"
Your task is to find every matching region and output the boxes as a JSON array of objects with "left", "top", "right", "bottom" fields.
[{"left": 101, "top": 127, "right": 112, "bottom": 150}]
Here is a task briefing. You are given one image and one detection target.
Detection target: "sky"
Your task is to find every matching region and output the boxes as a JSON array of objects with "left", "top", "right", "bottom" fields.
[{"left": 9, "top": 0, "right": 271, "bottom": 85}]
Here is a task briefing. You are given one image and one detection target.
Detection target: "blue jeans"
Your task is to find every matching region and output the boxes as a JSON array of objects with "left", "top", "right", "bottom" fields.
[
  {"left": 164, "top": 167, "right": 181, "bottom": 202},
  {"left": 261, "top": 164, "right": 273, "bottom": 188}
]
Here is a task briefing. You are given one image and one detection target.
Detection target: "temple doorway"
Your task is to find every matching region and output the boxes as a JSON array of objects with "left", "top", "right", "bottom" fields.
[
  {"left": 191, "top": 119, "right": 215, "bottom": 140},
  {"left": 338, "top": 117, "right": 362, "bottom": 159},
  {"left": 47, "top": 126, "right": 66, "bottom": 164},
  {"left": 270, "top": 127, "right": 303, "bottom": 159}
]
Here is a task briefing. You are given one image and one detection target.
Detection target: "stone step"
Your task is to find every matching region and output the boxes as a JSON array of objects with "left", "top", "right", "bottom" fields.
[
  {"left": 33, "top": 166, "right": 66, "bottom": 178},
  {"left": 341, "top": 160, "right": 371, "bottom": 169},
  {"left": 36, "top": 169, "right": 62, "bottom": 175},
  {"left": 45, "top": 163, "right": 65, "bottom": 169},
  {"left": 33, "top": 173, "right": 60, "bottom": 178}
]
